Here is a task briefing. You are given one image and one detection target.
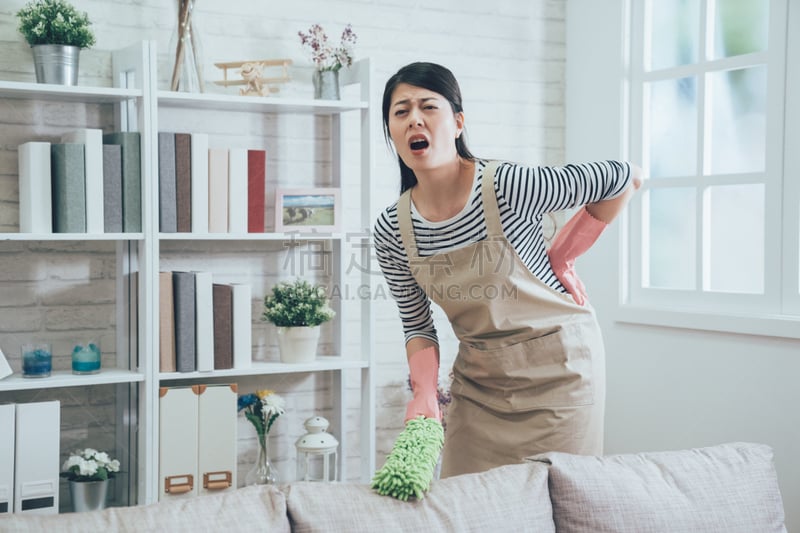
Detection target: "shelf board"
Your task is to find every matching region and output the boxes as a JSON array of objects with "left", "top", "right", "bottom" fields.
[
  {"left": 158, "top": 232, "right": 343, "bottom": 241},
  {"left": 0, "top": 232, "right": 144, "bottom": 241},
  {"left": 158, "top": 356, "right": 368, "bottom": 381},
  {"left": 0, "top": 369, "right": 144, "bottom": 392},
  {"left": 157, "top": 90, "right": 367, "bottom": 114},
  {"left": 0, "top": 80, "right": 142, "bottom": 102}
]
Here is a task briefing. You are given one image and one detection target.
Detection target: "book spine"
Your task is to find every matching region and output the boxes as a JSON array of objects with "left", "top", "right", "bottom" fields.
[
  {"left": 247, "top": 149, "right": 266, "bottom": 233},
  {"left": 231, "top": 283, "right": 252, "bottom": 369},
  {"left": 102, "top": 144, "right": 123, "bottom": 233},
  {"left": 190, "top": 133, "right": 209, "bottom": 233},
  {"left": 194, "top": 271, "right": 214, "bottom": 372},
  {"left": 208, "top": 148, "right": 229, "bottom": 233},
  {"left": 172, "top": 271, "right": 196, "bottom": 373},
  {"left": 17, "top": 142, "right": 52, "bottom": 233},
  {"left": 212, "top": 283, "right": 233, "bottom": 370},
  {"left": 103, "top": 132, "right": 141, "bottom": 233},
  {"left": 158, "top": 132, "right": 177, "bottom": 233},
  {"left": 61, "top": 129, "right": 104, "bottom": 233},
  {"left": 175, "top": 133, "right": 192, "bottom": 233},
  {"left": 228, "top": 148, "right": 248, "bottom": 234},
  {"left": 159, "top": 272, "right": 176, "bottom": 373},
  {"left": 50, "top": 143, "right": 86, "bottom": 233}
]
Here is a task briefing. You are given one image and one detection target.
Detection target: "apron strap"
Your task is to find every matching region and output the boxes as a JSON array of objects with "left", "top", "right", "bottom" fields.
[
  {"left": 396, "top": 190, "right": 419, "bottom": 262},
  {"left": 397, "top": 160, "right": 505, "bottom": 261},
  {"left": 481, "top": 160, "right": 504, "bottom": 239}
]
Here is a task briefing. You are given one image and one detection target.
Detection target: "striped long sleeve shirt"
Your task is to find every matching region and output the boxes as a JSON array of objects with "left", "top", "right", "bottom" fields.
[{"left": 373, "top": 159, "right": 632, "bottom": 345}]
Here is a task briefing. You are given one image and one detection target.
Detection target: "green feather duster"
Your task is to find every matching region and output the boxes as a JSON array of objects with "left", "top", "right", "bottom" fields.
[{"left": 371, "top": 416, "right": 445, "bottom": 501}]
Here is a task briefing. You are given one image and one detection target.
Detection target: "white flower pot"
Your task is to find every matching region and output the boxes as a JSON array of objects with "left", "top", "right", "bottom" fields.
[{"left": 277, "top": 325, "right": 320, "bottom": 363}]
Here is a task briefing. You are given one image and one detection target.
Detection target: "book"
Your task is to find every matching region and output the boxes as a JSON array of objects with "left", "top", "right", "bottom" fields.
[
  {"left": 50, "top": 143, "right": 86, "bottom": 233},
  {"left": 208, "top": 148, "right": 228, "bottom": 233},
  {"left": 194, "top": 271, "right": 214, "bottom": 372},
  {"left": 175, "top": 133, "right": 192, "bottom": 233},
  {"left": 159, "top": 272, "right": 176, "bottom": 373},
  {"left": 231, "top": 283, "right": 252, "bottom": 369},
  {"left": 212, "top": 283, "right": 233, "bottom": 370},
  {"left": 247, "top": 149, "right": 266, "bottom": 232},
  {"left": 158, "top": 132, "right": 177, "bottom": 233},
  {"left": 102, "top": 144, "right": 123, "bottom": 232},
  {"left": 61, "top": 128, "right": 104, "bottom": 233},
  {"left": 172, "top": 271, "right": 196, "bottom": 373},
  {"left": 103, "top": 132, "right": 141, "bottom": 233},
  {"left": 17, "top": 142, "right": 52, "bottom": 234},
  {"left": 191, "top": 133, "right": 209, "bottom": 233},
  {"left": 228, "top": 148, "right": 248, "bottom": 234}
]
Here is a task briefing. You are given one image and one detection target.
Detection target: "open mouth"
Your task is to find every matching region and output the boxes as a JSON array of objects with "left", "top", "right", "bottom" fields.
[{"left": 409, "top": 139, "right": 429, "bottom": 151}]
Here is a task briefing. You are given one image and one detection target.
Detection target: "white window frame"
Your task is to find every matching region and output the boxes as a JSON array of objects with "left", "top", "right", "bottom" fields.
[{"left": 617, "top": 0, "right": 800, "bottom": 338}]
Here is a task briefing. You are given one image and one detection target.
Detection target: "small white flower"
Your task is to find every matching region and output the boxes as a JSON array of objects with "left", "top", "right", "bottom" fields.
[
  {"left": 108, "top": 459, "right": 121, "bottom": 473},
  {"left": 77, "top": 458, "right": 98, "bottom": 477},
  {"left": 94, "top": 451, "right": 110, "bottom": 465},
  {"left": 62, "top": 455, "right": 82, "bottom": 471}
]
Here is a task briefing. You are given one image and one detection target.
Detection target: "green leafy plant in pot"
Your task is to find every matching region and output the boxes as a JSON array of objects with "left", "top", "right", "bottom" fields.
[
  {"left": 263, "top": 279, "right": 335, "bottom": 363},
  {"left": 16, "top": 0, "right": 96, "bottom": 85}
]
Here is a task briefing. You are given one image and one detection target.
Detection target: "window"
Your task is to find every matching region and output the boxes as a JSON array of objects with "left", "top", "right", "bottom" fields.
[{"left": 625, "top": 0, "right": 800, "bottom": 324}]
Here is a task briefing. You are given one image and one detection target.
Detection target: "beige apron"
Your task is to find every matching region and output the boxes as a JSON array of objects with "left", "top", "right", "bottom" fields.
[{"left": 397, "top": 160, "right": 606, "bottom": 478}]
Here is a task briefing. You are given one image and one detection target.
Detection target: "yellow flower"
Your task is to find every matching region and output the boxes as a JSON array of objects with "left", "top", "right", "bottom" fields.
[{"left": 256, "top": 389, "right": 274, "bottom": 399}]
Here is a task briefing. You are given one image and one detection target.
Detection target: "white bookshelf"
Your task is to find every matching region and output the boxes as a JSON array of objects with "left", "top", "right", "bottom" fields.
[{"left": 0, "top": 41, "right": 376, "bottom": 507}]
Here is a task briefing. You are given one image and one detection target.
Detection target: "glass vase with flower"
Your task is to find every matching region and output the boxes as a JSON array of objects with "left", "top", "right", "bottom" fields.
[
  {"left": 238, "top": 389, "right": 285, "bottom": 485},
  {"left": 297, "top": 23, "right": 357, "bottom": 100}
]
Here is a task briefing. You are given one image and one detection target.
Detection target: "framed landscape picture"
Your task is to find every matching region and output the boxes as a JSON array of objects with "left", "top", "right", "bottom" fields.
[{"left": 274, "top": 187, "right": 341, "bottom": 233}]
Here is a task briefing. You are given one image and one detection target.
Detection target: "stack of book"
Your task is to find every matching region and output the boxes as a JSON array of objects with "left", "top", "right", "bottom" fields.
[
  {"left": 159, "top": 271, "right": 252, "bottom": 373},
  {"left": 18, "top": 130, "right": 141, "bottom": 234},
  {"left": 157, "top": 132, "right": 266, "bottom": 233}
]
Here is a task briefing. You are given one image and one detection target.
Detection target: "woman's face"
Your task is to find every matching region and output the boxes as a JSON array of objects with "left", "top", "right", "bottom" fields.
[{"left": 387, "top": 83, "right": 464, "bottom": 173}]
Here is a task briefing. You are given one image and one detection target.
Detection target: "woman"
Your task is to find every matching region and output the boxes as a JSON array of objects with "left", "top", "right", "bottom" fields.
[{"left": 373, "top": 62, "right": 641, "bottom": 478}]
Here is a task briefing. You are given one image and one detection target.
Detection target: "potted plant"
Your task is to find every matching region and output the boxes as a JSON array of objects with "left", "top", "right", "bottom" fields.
[
  {"left": 16, "top": 0, "right": 96, "bottom": 86},
  {"left": 61, "top": 447, "right": 120, "bottom": 512},
  {"left": 263, "top": 279, "right": 335, "bottom": 363},
  {"left": 297, "top": 23, "right": 357, "bottom": 100}
]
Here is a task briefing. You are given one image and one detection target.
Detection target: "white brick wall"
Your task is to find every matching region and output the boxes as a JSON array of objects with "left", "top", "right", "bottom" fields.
[{"left": 0, "top": 0, "right": 566, "bottom": 495}]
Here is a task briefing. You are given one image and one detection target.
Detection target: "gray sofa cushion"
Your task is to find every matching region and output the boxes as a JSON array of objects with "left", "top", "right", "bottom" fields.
[
  {"left": 0, "top": 484, "right": 290, "bottom": 533},
  {"left": 528, "top": 441, "right": 786, "bottom": 533},
  {"left": 285, "top": 461, "right": 554, "bottom": 532}
]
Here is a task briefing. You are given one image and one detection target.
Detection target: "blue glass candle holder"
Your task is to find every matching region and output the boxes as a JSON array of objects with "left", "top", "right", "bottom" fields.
[
  {"left": 22, "top": 343, "right": 52, "bottom": 378},
  {"left": 72, "top": 342, "right": 101, "bottom": 374}
]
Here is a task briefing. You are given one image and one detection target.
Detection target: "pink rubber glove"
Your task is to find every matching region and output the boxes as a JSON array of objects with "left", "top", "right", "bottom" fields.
[
  {"left": 547, "top": 207, "right": 608, "bottom": 306},
  {"left": 404, "top": 346, "right": 441, "bottom": 423}
]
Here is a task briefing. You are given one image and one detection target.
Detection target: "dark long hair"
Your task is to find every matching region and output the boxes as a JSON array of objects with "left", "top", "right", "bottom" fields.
[{"left": 382, "top": 62, "right": 476, "bottom": 193}]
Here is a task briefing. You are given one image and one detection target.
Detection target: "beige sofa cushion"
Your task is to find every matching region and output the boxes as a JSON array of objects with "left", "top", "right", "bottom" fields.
[
  {"left": 529, "top": 441, "right": 786, "bottom": 533},
  {"left": 285, "top": 462, "right": 554, "bottom": 532},
  {"left": 0, "top": 484, "right": 290, "bottom": 533}
]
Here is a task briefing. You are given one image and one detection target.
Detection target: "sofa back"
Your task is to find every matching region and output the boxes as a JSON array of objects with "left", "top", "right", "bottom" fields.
[
  {"left": 0, "top": 441, "right": 786, "bottom": 533},
  {"left": 529, "top": 441, "right": 786, "bottom": 533}
]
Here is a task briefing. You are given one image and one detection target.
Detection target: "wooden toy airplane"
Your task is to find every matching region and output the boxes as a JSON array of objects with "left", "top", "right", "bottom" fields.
[{"left": 214, "top": 59, "right": 292, "bottom": 96}]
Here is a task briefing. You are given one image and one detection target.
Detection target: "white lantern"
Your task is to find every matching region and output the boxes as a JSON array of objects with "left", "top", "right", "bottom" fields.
[{"left": 295, "top": 415, "right": 338, "bottom": 482}]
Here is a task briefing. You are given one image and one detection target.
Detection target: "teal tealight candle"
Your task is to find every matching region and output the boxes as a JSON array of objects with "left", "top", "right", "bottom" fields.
[
  {"left": 72, "top": 342, "right": 101, "bottom": 374},
  {"left": 22, "top": 343, "right": 52, "bottom": 378}
]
